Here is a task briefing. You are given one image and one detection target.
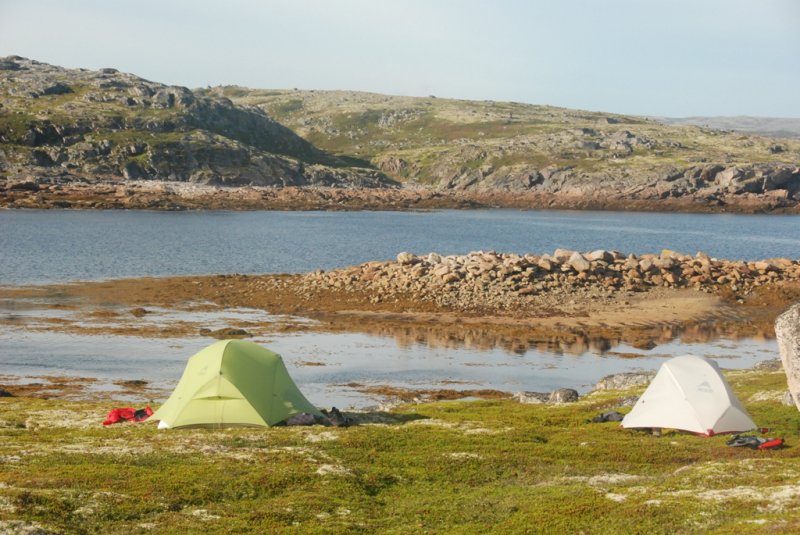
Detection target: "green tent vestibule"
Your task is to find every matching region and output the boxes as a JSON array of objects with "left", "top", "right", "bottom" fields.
[{"left": 153, "top": 339, "right": 322, "bottom": 429}]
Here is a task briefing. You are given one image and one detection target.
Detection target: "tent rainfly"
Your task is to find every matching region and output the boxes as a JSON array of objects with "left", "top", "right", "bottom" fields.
[
  {"left": 153, "top": 339, "right": 322, "bottom": 429},
  {"left": 621, "top": 354, "right": 756, "bottom": 436}
]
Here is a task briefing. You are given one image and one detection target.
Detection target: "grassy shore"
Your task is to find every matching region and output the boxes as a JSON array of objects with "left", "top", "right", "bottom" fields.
[{"left": 1, "top": 366, "right": 799, "bottom": 533}]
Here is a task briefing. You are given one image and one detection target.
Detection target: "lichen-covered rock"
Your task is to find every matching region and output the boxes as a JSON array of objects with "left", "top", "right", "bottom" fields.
[
  {"left": 593, "top": 372, "right": 655, "bottom": 391},
  {"left": 776, "top": 303, "right": 800, "bottom": 411},
  {"left": 514, "top": 391, "right": 549, "bottom": 404},
  {"left": 549, "top": 388, "right": 579, "bottom": 403}
]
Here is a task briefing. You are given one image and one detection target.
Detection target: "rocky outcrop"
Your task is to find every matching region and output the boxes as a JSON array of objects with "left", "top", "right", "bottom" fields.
[
  {"left": 776, "top": 303, "right": 800, "bottom": 411},
  {"left": 514, "top": 388, "right": 579, "bottom": 404},
  {"left": 594, "top": 372, "right": 655, "bottom": 391},
  {"left": 0, "top": 57, "right": 394, "bottom": 189}
]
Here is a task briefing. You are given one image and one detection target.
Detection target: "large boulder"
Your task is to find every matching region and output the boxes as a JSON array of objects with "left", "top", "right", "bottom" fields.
[
  {"left": 776, "top": 303, "right": 800, "bottom": 411},
  {"left": 568, "top": 252, "right": 591, "bottom": 273}
]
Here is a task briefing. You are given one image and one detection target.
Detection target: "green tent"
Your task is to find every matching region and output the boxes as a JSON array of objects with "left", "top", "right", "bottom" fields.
[{"left": 153, "top": 339, "right": 322, "bottom": 429}]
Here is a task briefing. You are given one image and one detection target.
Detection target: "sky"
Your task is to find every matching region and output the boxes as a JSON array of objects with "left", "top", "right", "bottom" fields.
[{"left": 1, "top": 0, "right": 798, "bottom": 117}]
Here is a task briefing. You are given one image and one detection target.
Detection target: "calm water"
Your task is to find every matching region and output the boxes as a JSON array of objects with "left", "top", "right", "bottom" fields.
[
  {"left": 1, "top": 208, "right": 796, "bottom": 406},
  {"left": 0, "top": 323, "right": 777, "bottom": 408},
  {"left": 2, "top": 209, "right": 799, "bottom": 285}
]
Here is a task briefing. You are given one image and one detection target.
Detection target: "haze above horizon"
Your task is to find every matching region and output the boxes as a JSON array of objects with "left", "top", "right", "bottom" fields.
[{"left": 1, "top": 0, "right": 798, "bottom": 118}]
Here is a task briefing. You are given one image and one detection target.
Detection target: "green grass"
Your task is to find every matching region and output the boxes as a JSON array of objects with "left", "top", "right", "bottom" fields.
[{"left": 2, "top": 369, "right": 800, "bottom": 533}]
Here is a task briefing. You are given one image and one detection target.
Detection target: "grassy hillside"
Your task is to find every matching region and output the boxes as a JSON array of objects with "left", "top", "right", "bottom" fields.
[{"left": 206, "top": 87, "right": 800, "bottom": 196}]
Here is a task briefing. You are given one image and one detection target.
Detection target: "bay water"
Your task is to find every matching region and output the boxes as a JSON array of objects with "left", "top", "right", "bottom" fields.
[{"left": 1, "top": 208, "right": 798, "bottom": 407}]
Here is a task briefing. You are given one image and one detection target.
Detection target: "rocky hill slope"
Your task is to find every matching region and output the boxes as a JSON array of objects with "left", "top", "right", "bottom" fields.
[
  {"left": 0, "top": 57, "right": 391, "bottom": 188},
  {"left": 208, "top": 87, "right": 800, "bottom": 206},
  {"left": 2, "top": 57, "right": 799, "bottom": 211}
]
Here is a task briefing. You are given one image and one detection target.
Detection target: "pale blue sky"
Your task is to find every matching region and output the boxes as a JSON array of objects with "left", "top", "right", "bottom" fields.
[{"left": 1, "top": 0, "right": 798, "bottom": 117}]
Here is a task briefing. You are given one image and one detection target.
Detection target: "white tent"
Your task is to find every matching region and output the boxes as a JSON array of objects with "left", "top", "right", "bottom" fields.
[{"left": 621, "top": 355, "right": 756, "bottom": 436}]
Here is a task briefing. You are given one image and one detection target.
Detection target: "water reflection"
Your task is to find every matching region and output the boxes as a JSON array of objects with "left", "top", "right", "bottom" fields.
[{"left": 344, "top": 317, "right": 775, "bottom": 357}]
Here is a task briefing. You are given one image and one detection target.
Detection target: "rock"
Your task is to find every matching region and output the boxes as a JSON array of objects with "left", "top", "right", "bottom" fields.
[
  {"left": 754, "top": 260, "right": 777, "bottom": 273},
  {"left": 586, "top": 250, "right": 613, "bottom": 263},
  {"left": 776, "top": 303, "right": 800, "bottom": 411},
  {"left": 41, "top": 82, "right": 72, "bottom": 96},
  {"left": 0, "top": 387, "right": 13, "bottom": 397},
  {"left": 441, "top": 272, "right": 461, "bottom": 284},
  {"left": 433, "top": 265, "right": 451, "bottom": 277},
  {"left": 783, "top": 390, "right": 795, "bottom": 407},
  {"left": 753, "top": 358, "right": 782, "bottom": 372},
  {"left": 568, "top": 252, "right": 591, "bottom": 273},
  {"left": 660, "top": 249, "right": 679, "bottom": 259},
  {"left": 396, "top": 252, "right": 417, "bottom": 265},
  {"left": 615, "top": 395, "right": 640, "bottom": 408},
  {"left": 0, "top": 59, "right": 22, "bottom": 70},
  {"left": 8, "top": 180, "right": 39, "bottom": 191},
  {"left": 552, "top": 249, "right": 574, "bottom": 262},
  {"left": 549, "top": 388, "right": 579, "bottom": 403},
  {"left": 515, "top": 391, "right": 549, "bottom": 404},
  {"left": 594, "top": 372, "right": 654, "bottom": 391},
  {"left": 652, "top": 256, "right": 675, "bottom": 269},
  {"left": 122, "top": 162, "right": 146, "bottom": 180},
  {"left": 200, "top": 327, "right": 251, "bottom": 339}
]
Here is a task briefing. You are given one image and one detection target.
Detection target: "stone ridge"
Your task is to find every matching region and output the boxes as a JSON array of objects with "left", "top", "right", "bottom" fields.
[
  {"left": 301, "top": 249, "right": 800, "bottom": 314},
  {"left": 0, "top": 56, "right": 394, "bottom": 188}
]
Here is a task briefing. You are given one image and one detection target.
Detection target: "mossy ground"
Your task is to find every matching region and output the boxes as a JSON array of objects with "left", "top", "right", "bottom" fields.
[{"left": 2, "top": 369, "right": 799, "bottom": 533}]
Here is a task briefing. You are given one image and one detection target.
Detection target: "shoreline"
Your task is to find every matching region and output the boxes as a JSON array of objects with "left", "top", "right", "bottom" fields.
[
  {"left": 2, "top": 248, "right": 798, "bottom": 405},
  {"left": 2, "top": 181, "right": 800, "bottom": 213}
]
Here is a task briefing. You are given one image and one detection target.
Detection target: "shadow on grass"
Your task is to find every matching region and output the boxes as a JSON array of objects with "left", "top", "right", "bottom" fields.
[{"left": 344, "top": 410, "right": 430, "bottom": 426}]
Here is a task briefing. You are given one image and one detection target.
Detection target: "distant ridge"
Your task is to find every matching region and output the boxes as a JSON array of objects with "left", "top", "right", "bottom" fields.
[{"left": 655, "top": 116, "right": 800, "bottom": 139}]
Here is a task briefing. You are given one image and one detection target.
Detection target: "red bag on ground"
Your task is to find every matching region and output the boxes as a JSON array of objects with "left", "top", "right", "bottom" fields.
[{"left": 102, "top": 406, "right": 153, "bottom": 426}]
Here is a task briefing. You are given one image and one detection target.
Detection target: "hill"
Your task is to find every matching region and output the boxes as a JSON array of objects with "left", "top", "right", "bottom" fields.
[
  {"left": 2, "top": 57, "right": 799, "bottom": 211},
  {"left": 0, "top": 57, "right": 391, "bottom": 188},
  {"left": 206, "top": 87, "right": 800, "bottom": 205}
]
